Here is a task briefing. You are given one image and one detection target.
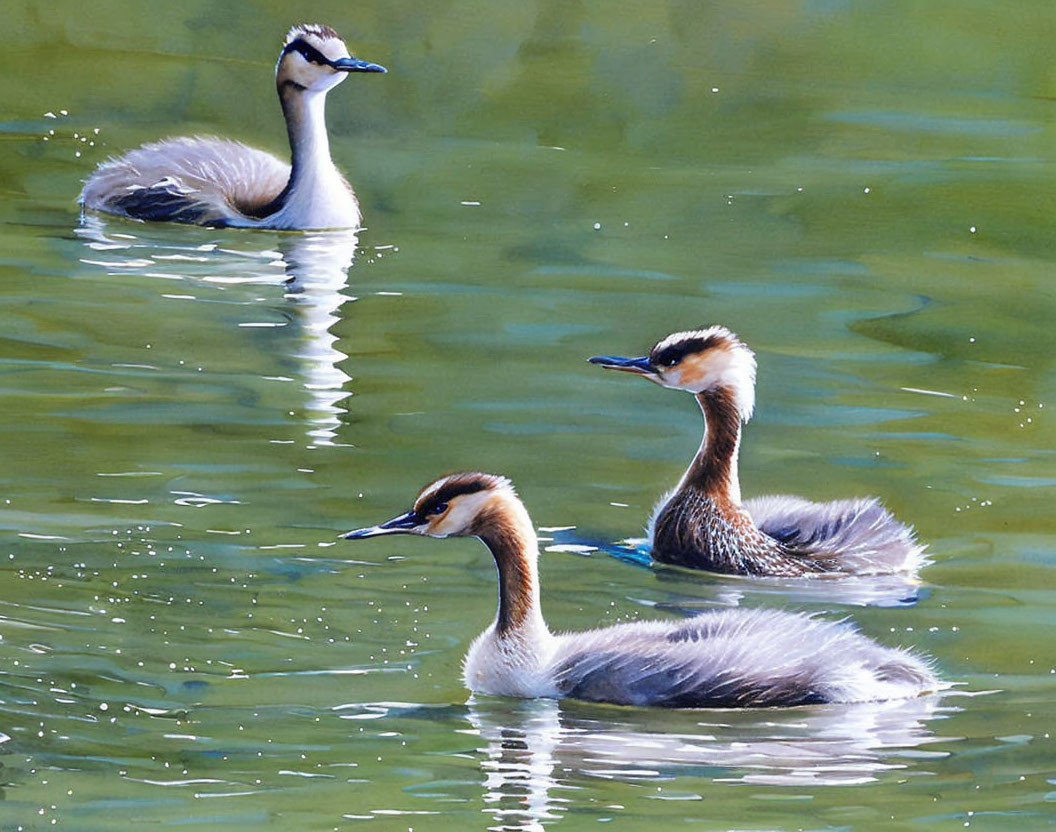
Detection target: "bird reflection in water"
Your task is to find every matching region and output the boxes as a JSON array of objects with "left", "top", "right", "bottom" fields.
[
  {"left": 467, "top": 692, "right": 951, "bottom": 829},
  {"left": 277, "top": 229, "right": 359, "bottom": 446},
  {"left": 75, "top": 217, "right": 360, "bottom": 446},
  {"left": 471, "top": 698, "right": 565, "bottom": 831}
]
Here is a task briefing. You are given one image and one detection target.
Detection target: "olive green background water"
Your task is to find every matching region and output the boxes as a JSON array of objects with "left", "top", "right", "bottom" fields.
[{"left": 1, "top": 0, "right": 1054, "bottom": 829}]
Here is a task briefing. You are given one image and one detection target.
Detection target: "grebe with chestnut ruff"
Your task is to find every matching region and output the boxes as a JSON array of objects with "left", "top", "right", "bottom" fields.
[{"left": 589, "top": 326, "right": 925, "bottom": 577}]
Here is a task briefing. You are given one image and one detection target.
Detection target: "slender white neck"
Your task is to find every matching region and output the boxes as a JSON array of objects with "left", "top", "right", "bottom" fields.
[
  {"left": 269, "top": 84, "right": 360, "bottom": 229},
  {"left": 283, "top": 88, "right": 337, "bottom": 188}
]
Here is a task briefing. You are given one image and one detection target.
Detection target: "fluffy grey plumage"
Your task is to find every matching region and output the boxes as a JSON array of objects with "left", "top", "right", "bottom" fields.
[
  {"left": 80, "top": 137, "right": 291, "bottom": 227},
  {"left": 551, "top": 608, "right": 937, "bottom": 708},
  {"left": 745, "top": 494, "right": 927, "bottom": 575}
]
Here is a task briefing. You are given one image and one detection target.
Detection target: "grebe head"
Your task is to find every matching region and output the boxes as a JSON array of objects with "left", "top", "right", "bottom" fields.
[
  {"left": 589, "top": 325, "right": 756, "bottom": 420},
  {"left": 342, "top": 473, "right": 519, "bottom": 540},
  {"left": 277, "top": 24, "right": 386, "bottom": 93}
]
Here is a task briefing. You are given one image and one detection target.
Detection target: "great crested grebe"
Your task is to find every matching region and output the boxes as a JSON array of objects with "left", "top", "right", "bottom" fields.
[
  {"left": 589, "top": 327, "right": 926, "bottom": 577},
  {"left": 342, "top": 473, "right": 938, "bottom": 707},
  {"left": 79, "top": 24, "right": 385, "bottom": 230}
]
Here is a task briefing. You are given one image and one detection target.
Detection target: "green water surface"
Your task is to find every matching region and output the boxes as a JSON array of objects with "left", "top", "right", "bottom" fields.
[{"left": 1, "top": 1, "right": 1054, "bottom": 829}]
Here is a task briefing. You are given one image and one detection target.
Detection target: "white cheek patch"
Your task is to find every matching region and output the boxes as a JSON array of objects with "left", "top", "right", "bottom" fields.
[
  {"left": 285, "top": 57, "right": 318, "bottom": 88},
  {"left": 281, "top": 48, "right": 345, "bottom": 91},
  {"left": 668, "top": 348, "right": 756, "bottom": 418},
  {"left": 678, "top": 349, "right": 736, "bottom": 388}
]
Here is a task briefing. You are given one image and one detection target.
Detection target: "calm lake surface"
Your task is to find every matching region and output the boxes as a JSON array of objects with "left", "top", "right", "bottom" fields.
[{"left": 1, "top": 1, "right": 1055, "bottom": 829}]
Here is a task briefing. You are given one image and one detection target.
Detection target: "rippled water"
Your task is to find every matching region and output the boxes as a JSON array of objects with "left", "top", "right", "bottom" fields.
[{"left": 1, "top": 2, "right": 1055, "bottom": 829}]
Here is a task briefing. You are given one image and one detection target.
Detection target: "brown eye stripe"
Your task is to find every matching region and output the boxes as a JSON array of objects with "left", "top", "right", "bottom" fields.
[
  {"left": 414, "top": 473, "right": 499, "bottom": 514},
  {"left": 426, "top": 479, "right": 486, "bottom": 506}
]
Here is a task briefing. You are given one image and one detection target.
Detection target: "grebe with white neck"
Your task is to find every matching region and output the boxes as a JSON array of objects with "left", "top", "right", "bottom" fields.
[
  {"left": 342, "top": 472, "right": 938, "bottom": 708},
  {"left": 589, "top": 326, "right": 926, "bottom": 577},
  {"left": 80, "top": 24, "right": 385, "bottom": 230}
]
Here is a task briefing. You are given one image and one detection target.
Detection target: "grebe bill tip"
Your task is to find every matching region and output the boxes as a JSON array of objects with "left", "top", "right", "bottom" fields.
[
  {"left": 333, "top": 57, "right": 387, "bottom": 73},
  {"left": 588, "top": 354, "right": 654, "bottom": 374},
  {"left": 342, "top": 510, "right": 418, "bottom": 539}
]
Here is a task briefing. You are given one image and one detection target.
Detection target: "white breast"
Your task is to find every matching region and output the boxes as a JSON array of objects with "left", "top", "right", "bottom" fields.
[
  {"left": 463, "top": 623, "right": 558, "bottom": 699},
  {"left": 264, "top": 164, "right": 361, "bottom": 230}
]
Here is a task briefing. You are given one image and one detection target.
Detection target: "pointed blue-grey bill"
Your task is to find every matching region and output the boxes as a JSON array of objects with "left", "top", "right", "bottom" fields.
[
  {"left": 333, "top": 57, "right": 387, "bottom": 73},
  {"left": 341, "top": 510, "right": 417, "bottom": 539},
  {"left": 587, "top": 355, "right": 654, "bottom": 374}
]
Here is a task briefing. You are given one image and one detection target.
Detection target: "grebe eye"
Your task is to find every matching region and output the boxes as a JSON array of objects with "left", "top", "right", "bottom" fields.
[{"left": 430, "top": 502, "right": 448, "bottom": 515}]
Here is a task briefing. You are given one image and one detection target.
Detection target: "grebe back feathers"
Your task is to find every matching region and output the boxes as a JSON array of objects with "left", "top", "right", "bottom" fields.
[{"left": 342, "top": 472, "right": 938, "bottom": 708}]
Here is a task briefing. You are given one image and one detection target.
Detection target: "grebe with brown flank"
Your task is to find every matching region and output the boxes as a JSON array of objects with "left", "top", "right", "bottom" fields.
[
  {"left": 589, "top": 326, "right": 926, "bottom": 577},
  {"left": 342, "top": 472, "right": 937, "bottom": 708},
  {"left": 80, "top": 24, "right": 385, "bottom": 230}
]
